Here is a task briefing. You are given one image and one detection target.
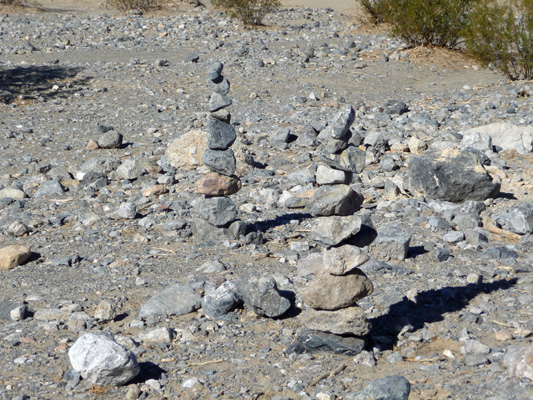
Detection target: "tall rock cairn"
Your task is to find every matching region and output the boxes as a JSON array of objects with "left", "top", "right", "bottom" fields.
[{"left": 194, "top": 62, "right": 242, "bottom": 233}]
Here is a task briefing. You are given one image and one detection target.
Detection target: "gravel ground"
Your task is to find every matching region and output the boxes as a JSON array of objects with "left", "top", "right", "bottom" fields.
[{"left": 1, "top": 3, "right": 533, "bottom": 400}]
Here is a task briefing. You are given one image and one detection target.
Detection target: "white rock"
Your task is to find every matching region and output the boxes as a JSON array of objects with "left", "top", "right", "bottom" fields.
[
  {"left": 465, "top": 123, "right": 533, "bottom": 154},
  {"left": 68, "top": 333, "right": 140, "bottom": 387}
]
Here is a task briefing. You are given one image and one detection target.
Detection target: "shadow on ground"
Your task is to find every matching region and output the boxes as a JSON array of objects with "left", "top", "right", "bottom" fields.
[
  {"left": 366, "top": 278, "right": 517, "bottom": 349},
  {"left": 0, "top": 65, "right": 91, "bottom": 102}
]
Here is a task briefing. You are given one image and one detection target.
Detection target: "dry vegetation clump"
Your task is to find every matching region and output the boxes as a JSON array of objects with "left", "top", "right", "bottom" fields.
[{"left": 211, "top": 0, "right": 282, "bottom": 26}]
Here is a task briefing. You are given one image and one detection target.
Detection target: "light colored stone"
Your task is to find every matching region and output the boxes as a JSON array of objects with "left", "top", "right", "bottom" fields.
[
  {"left": 137, "top": 327, "right": 174, "bottom": 343},
  {"left": 323, "top": 245, "right": 370, "bottom": 275},
  {"left": 143, "top": 184, "right": 168, "bottom": 197},
  {"left": 310, "top": 215, "right": 362, "bottom": 246},
  {"left": 316, "top": 164, "right": 347, "bottom": 185},
  {"left": 196, "top": 172, "right": 241, "bottom": 196},
  {"left": 465, "top": 122, "right": 533, "bottom": 154},
  {"left": 0, "top": 187, "right": 26, "bottom": 200},
  {"left": 94, "top": 300, "right": 116, "bottom": 322},
  {"left": 408, "top": 137, "right": 427, "bottom": 155},
  {"left": 34, "top": 307, "right": 71, "bottom": 321},
  {"left": 298, "top": 306, "right": 370, "bottom": 336},
  {"left": 0, "top": 245, "right": 31, "bottom": 270},
  {"left": 504, "top": 345, "right": 533, "bottom": 380},
  {"left": 69, "top": 333, "right": 140, "bottom": 386},
  {"left": 303, "top": 269, "right": 373, "bottom": 310},
  {"left": 116, "top": 159, "right": 143, "bottom": 180}
]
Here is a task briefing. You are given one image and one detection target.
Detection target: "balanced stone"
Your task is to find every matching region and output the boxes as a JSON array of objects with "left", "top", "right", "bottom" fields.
[
  {"left": 306, "top": 184, "right": 363, "bottom": 216},
  {"left": 298, "top": 306, "right": 370, "bottom": 336},
  {"left": 316, "top": 164, "right": 347, "bottom": 185},
  {"left": 207, "top": 119, "right": 236, "bottom": 150},
  {"left": 196, "top": 172, "right": 241, "bottom": 196},
  {"left": 207, "top": 61, "right": 223, "bottom": 81},
  {"left": 323, "top": 245, "right": 370, "bottom": 275},
  {"left": 303, "top": 269, "right": 373, "bottom": 310},
  {"left": 310, "top": 215, "right": 362, "bottom": 246},
  {"left": 195, "top": 196, "right": 238, "bottom": 227},
  {"left": 321, "top": 146, "right": 366, "bottom": 173},
  {"left": 209, "top": 93, "right": 232, "bottom": 112},
  {"left": 206, "top": 75, "right": 230, "bottom": 95},
  {"left": 329, "top": 105, "right": 355, "bottom": 140},
  {"left": 202, "top": 148, "right": 236, "bottom": 176}
]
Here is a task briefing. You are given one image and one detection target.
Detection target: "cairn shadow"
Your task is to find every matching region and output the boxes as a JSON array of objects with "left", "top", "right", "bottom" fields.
[
  {"left": 251, "top": 212, "right": 313, "bottom": 233},
  {"left": 132, "top": 362, "right": 167, "bottom": 384},
  {"left": 366, "top": 278, "right": 517, "bottom": 350},
  {"left": 0, "top": 65, "right": 91, "bottom": 102}
]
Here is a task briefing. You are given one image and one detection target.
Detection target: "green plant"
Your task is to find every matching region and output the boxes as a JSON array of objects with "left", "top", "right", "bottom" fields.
[
  {"left": 358, "top": 0, "right": 391, "bottom": 24},
  {"left": 383, "top": 0, "right": 480, "bottom": 47},
  {"left": 211, "top": 0, "right": 281, "bottom": 26},
  {"left": 465, "top": 0, "right": 533, "bottom": 80},
  {"left": 104, "top": 0, "right": 161, "bottom": 12}
]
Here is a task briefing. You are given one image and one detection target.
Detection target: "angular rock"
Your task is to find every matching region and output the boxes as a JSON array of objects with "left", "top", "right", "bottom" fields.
[
  {"left": 0, "top": 187, "right": 26, "bottom": 200},
  {"left": 303, "top": 269, "right": 373, "bottom": 310},
  {"left": 137, "top": 327, "right": 174, "bottom": 344},
  {"left": 166, "top": 129, "right": 207, "bottom": 169},
  {"left": 495, "top": 203, "right": 533, "bottom": 234},
  {"left": 195, "top": 196, "right": 237, "bottom": 227},
  {"left": 116, "top": 159, "right": 143, "bottom": 180},
  {"left": 206, "top": 76, "right": 230, "bottom": 95},
  {"left": 207, "top": 119, "right": 236, "bottom": 150},
  {"left": 465, "top": 122, "right": 533, "bottom": 154},
  {"left": 202, "top": 148, "right": 236, "bottom": 176},
  {"left": 306, "top": 184, "right": 363, "bottom": 216},
  {"left": 370, "top": 223, "right": 412, "bottom": 261},
  {"left": 139, "top": 283, "right": 201, "bottom": 320},
  {"left": 201, "top": 281, "right": 241, "bottom": 319},
  {"left": 287, "top": 329, "right": 365, "bottom": 356},
  {"left": 68, "top": 333, "right": 139, "bottom": 387},
  {"left": 323, "top": 245, "right": 370, "bottom": 275},
  {"left": 503, "top": 345, "right": 533, "bottom": 380},
  {"left": 209, "top": 92, "right": 232, "bottom": 112},
  {"left": 346, "top": 375, "right": 411, "bottom": 400},
  {"left": 316, "top": 164, "right": 347, "bottom": 185},
  {"left": 33, "top": 180, "right": 65, "bottom": 198},
  {"left": 321, "top": 146, "right": 366, "bottom": 173},
  {"left": 111, "top": 202, "right": 137, "bottom": 220},
  {"left": 404, "top": 149, "right": 500, "bottom": 202},
  {"left": 0, "top": 245, "right": 31, "bottom": 271},
  {"left": 298, "top": 306, "right": 370, "bottom": 336},
  {"left": 461, "top": 130, "right": 492, "bottom": 151},
  {"left": 329, "top": 105, "right": 355, "bottom": 140},
  {"left": 191, "top": 216, "right": 226, "bottom": 241},
  {"left": 236, "top": 275, "right": 291, "bottom": 318},
  {"left": 98, "top": 131, "right": 123, "bottom": 149},
  {"left": 207, "top": 61, "right": 223, "bottom": 81},
  {"left": 310, "top": 215, "right": 362, "bottom": 246},
  {"left": 196, "top": 173, "right": 241, "bottom": 196}
]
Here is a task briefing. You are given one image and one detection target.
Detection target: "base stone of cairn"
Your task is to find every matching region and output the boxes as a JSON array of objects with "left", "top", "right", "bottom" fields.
[{"left": 194, "top": 61, "right": 245, "bottom": 241}]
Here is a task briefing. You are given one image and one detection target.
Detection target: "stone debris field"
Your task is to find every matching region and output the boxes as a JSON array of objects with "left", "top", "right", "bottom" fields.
[{"left": 0, "top": 3, "right": 533, "bottom": 400}]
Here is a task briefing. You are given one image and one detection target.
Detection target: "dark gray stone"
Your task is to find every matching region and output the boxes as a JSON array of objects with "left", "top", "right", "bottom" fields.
[
  {"left": 201, "top": 281, "right": 241, "bottom": 319},
  {"left": 236, "top": 275, "right": 291, "bottom": 318},
  {"left": 202, "top": 148, "right": 236, "bottom": 176},
  {"left": 139, "top": 283, "right": 201, "bottom": 319},
  {"left": 346, "top": 375, "right": 411, "bottom": 400},
  {"left": 286, "top": 329, "right": 365, "bottom": 356},
  {"left": 207, "top": 119, "right": 236, "bottom": 150},
  {"left": 381, "top": 100, "right": 409, "bottom": 115},
  {"left": 320, "top": 146, "right": 366, "bottom": 173},
  {"left": 195, "top": 196, "right": 238, "bottom": 227},
  {"left": 97, "top": 131, "right": 123, "bottom": 149},
  {"left": 209, "top": 93, "right": 232, "bottom": 112},
  {"left": 207, "top": 61, "right": 223, "bottom": 81},
  {"left": 206, "top": 76, "right": 230, "bottom": 95},
  {"left": 306, "top": 184, "right": 363, "bottom": 216},
  {"left": 404, "top": 150, "right": 500, "bottom": 202}
]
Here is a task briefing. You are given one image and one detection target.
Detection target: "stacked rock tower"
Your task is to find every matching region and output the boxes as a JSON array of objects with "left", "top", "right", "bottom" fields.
[{"left": 194, "top": 62, "right": 242, "bottom": 235}]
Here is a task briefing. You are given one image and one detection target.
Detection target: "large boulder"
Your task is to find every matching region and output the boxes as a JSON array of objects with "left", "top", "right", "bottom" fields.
[
  {"left": 404, "top": 149, "right": 500, "bottom": 202},
  {"left": 464, "top": 122, "right": 533, "bottom": 155}
]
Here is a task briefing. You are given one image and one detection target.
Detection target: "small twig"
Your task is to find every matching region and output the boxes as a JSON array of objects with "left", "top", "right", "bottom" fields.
[
  {"left": 187, "top": 359, "right": 224, "bottom": 367},
  {"left": 48, "top": 198, "right": 73, "bottom": 202},
  {"left": 152, "top": 247, "right": 176, "bottom": 254},
  {"left": 309, "top": 363, "right": 346, "bottom": 386},
  {"left": 491, "top": 320, "right": 515, "bottom": 328}
]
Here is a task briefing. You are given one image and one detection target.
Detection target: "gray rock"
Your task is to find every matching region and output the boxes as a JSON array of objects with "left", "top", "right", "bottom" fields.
[
  {"left": 495, "top": 203, "right": 533, "bottom": 234},
  {"left": 321, "top": 146, "right": 366, "bottom": 173},
  {"left": 346, "top": 375, "right": 411, "bottom": 400},
  {"left": 442, "top": 231, "right": 465, "bottom": 243},
  {"left": 0, "top": 187, "right": 26, "bottom": 200},
  {"left": 297, "top": 306, "right": 370, "bottom": 336},
  {"left": 503, "top": 345, "right": 533, "bottom": 380},
  {"left": 139, "top": 283, "right": 201, "bottom": 319},
  {"left": 207, "top": 61, "right": 223, "bottom": 81},
  {"left": 370, "top": 223, "right": 411, "bottom": 261},
  {"left": 195, "top": 196, "right": 237, "bottom": 227},
  {"left": 310, "top": 215, "right": 362, "bottom": 246},
  {"left": 206, "top": 76, "right": 230, "bottom": 95},
  {"left": 116, "top": 159, "right": 143, "bottom": 180},
  {"left": 209, "top": 93, "right": 232, "bottom": 112},
  {"left": 404, "top": 149, "right": 500, "bottom": 202},
  {"left": 98, "top": 131, "right": 123, "bottom": 149},
  {"left": 306, "top": 184, "right": 363, "bottom": 216},
  {"left": 33, "top": 180, "right": 65, "bottom": 198},
  {"left": 315, "top": 164, "right": 347, "bottom": 185},
  {"left": 0, "top": 301, "right": 21, "bottom": 320},
  {"left": 112, "top": 202, "right": 137, "bottom": 220},
  {"left": 329, "top": 105, "right": 355, "bottom": 140},
  {"left": 201, "top": 281, "right": 241, "bottom": 319},
  {"left": 465, "top": 123, "right": 533, "bottom": 154},
  {"left": 202, "top": 148, "right": 236, "bottom": 176},
  {"left": 236, "top": 275, "right": 291, "bottom": 318},
  {"left": 68, "top": 333, "right": 140, "bottom": 387},
  {"left": 323, "top": 245, "right": 370, "bottom": 275},
  {"left": 461, "top": 130, "right": 492, "bottom": 151},
  {"left": 207, "top": 119, "right": 236, "bottom": 150},
  {"left": 381, "top": 100, "right": 409, "bottom": 115},
  {"left": 191, "top": 217, "right": 226, "bottom": 241},
  {"left": 302, "top": 269, "right": 373, "bottom": 310},
  {"left": 287, "top": 329, "right": 365, "bottom": 356}
]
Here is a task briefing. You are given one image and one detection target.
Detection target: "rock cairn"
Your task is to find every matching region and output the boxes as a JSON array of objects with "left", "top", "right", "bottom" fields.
[{"left": 193, "top": 62, "right": 243, "bottom": 239}]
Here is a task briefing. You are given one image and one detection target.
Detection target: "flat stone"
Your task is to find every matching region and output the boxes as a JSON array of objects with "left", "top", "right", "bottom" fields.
[
  {"left": 206, "top": 75, "right": 230, "bottom": 95},
  {"left": 196, "top": 173, "right": 241, "bottom": 196},
  {"left": 207, "top": 119, "right": 236, "bottom": 150},
  {"left": 346, "top": 375, "right": 411, "bottom": 400},
  {"left": 306, "top": 184, "right": 363, "bottom": 216},
  {"left": 195, "top": 196, "right": 238, "bottom": 227},
  {"left": 68, "top": 333, "right": 139, "bottom": 387},
  {"left": 303, "top": 269, "right": 373, "bottom": 310},
  {"left": 323, "top": 245, "right": 370, "bottom": 275},
  {"left": 0, "top": 187, "right": 26, "bottom": 200},
  {"left": 139, "top": 283, "right": 201, "bottom": 320},
  {"left": 287, "top": 329, "right": 365, "bottom": 356},
  {"left": 298, "top": 306, "right": 370, "bottom": 336},
  {"left": 0, "top": 245, "right": 31, "bottom": 271},
  {"left": 236, "top": 275, "right": 291, "bottom": 318},
  {"left": 370, "top": 223, "right": 411, "bottom": 261},
  {"left": 202, "top": 148, "right": 236, "bottom": 176},
  {"left": 137, "top": 327, "right": 174, "bottom": 344},
  {"left": 209, "top": 92, "right": 232, "bottom": 112},
  {"left": 33, "top": 180, "right": 65, "bottom": 198},
  {"left": 316, "top": 164, "right": 347, "bottom": 185},
  {"left": 320, "top": 146, "right": 366, "bottom": 173},
  {"left": 310, "top": 215, "right": 362, "bottom": 246}
]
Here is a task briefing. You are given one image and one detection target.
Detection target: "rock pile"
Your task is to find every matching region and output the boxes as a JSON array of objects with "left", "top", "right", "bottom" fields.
[{"left": 193, "top": 62, "right": 244, "bottom": 240}]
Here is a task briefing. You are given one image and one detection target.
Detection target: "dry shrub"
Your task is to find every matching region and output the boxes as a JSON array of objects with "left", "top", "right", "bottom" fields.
[{"left": 211, "top": 0, "right": 281, "bottom": 26}]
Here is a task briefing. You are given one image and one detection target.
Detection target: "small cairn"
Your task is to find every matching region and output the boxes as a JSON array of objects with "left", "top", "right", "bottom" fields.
[{"left": 193, "top": 62, "right": 244, "bottom": 239}]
